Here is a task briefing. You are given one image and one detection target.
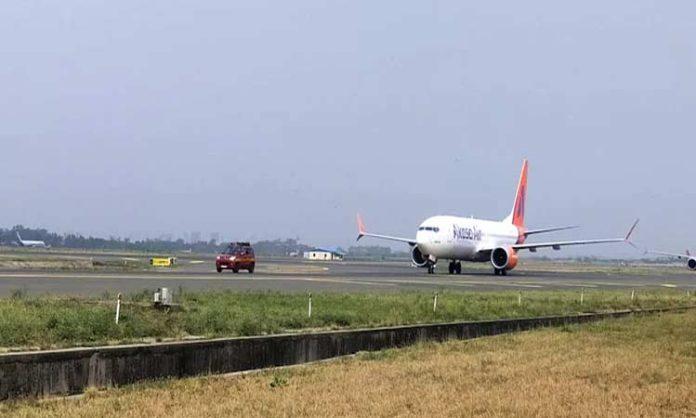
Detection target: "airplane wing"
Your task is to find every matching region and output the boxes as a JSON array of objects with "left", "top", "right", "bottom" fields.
[
  {"left": 524, "top": 225, "right": 578, "bottom": 237},
  {"left": 356, "top": 214, "right": 416, "bottom": 246},
  {"left": 504, "top": 219, "right": 639, "bottom": 253},
  {"left": 514, "top": 238, "right": 625, "bottom": 252}
]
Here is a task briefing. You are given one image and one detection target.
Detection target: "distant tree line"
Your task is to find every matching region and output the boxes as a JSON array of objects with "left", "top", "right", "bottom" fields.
[
  {"left": 0, "top": 225, "right": 411, "bottom": 259},
  {"left": 0, "top": 226, "right": 314, "bottom": 256},
  {"left": 345, "top": 245, "right": 409, "bottom": 261}
]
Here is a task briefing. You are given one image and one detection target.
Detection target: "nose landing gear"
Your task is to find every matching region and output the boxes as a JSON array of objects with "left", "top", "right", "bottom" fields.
[{"left": 494, "top": 268, "right": 507, "bottom": 276}]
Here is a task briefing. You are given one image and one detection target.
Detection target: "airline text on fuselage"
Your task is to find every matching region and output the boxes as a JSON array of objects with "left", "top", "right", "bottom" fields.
[{"left": 453, "top": 224, "right": 483, "bottom": 241}]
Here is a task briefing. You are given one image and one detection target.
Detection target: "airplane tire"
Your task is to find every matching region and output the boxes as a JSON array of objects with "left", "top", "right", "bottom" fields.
[
  {"left": 455, "top": 262, "right": 462, "bottom": 275},
  {"left": 501, "top": 269, "right": 507, "bottom": 276},
  {"left": 448, "top": 262, "right": 455, "bottom": 275},
  {"left": 494, "top": 269, "right": 500, "bottom": 276}
]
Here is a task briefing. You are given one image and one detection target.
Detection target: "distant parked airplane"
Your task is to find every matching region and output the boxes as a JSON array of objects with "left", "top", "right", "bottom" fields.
[
  {"left": 648, "top": 249, "right": 695, "bottom": 271},
  {"left": 357, "top": 159, "right": 638, "bottom": 275},
  {"left": 15, "top": 232, "right": 50, "bottom": 248}
]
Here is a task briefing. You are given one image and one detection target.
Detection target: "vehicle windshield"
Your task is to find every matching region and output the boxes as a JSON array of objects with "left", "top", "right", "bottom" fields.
[{"left": 223, "top": 245, "right": 251, "bottom": 255}]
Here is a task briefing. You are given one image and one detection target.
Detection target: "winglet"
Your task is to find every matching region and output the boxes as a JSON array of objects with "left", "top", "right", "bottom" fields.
[
  {"left": 356, "top": 213, "right": 367, "bottom": 241},
  {"left": 625, "top": 219, "right": 640, "bottom": 241}
]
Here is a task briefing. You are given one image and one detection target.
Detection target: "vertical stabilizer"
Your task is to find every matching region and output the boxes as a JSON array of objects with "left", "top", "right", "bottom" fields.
[{"left": 503, "top": 160, "right": 528, "bottom": 228}]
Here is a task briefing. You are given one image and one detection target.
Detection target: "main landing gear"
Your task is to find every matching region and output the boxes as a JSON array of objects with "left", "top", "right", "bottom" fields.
[
  {"left": 494, "top": 268, "right": 507, "bottom": 276},
  {"left": 427, "top": 264, "right": 436, "bottom": 274},
  {"left": 448, "top": 261, "right": 462, "bottom": 275}
]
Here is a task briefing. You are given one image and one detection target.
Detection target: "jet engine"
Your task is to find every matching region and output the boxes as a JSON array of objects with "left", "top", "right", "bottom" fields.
[
  {"left": 490, "top": 247, "right": 519, "bottom": 271},
  {"left": 689, "top": 258, "right": 696, "bottom": 270},
  {"left": 411, "top": 246, "right": 429, "bottom": 267}
]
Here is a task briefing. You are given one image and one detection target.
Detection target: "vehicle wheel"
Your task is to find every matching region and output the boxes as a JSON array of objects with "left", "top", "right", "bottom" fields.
[
  {"left": 448, "top": 262, "right": 455, "bottom": 275},
  {"left": 232, "top": 268, "right": 239, "bottom": 274},
  {"left": 248, "top": 268, "right": 254, "bottom": 274},
  {"left": 455, "top": 262, "right": 462, "bottom": 275},
  {"left": 216, "top": 267, "right": 222, "bottom": 273}
]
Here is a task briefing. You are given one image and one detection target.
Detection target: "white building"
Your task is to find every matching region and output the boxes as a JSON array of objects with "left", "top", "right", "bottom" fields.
[{"left": 303, "top": 248, "right": 345, "bottom": 261}]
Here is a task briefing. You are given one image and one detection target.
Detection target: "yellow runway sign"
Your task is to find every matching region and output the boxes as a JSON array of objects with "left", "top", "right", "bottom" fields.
[{"left": 150, "top": 257, "right": 176, "bottom": 267}]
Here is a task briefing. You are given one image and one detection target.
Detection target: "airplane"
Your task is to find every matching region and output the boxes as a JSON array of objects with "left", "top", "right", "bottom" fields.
[
  {"left": 357, "top": 159, "right": 639, "bottom": 275},
  {"left": 647, "top": 249, "right": 696, "bottom": 270},
  {"left": 15, "top": 232, "right": 50, "bottom": 248}
]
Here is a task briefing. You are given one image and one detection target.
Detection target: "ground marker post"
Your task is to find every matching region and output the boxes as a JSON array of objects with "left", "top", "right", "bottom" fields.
[
  {"left": 518, "top": 291, "right": 522, "bottom": 307},
  {"left": 115, "top": 293, "right": 122, "bottom": 325},
  {"left": 580, "top": 288, "right": 584, "bottom": 306},
  {"left": 631, "top": 289, "right": 635, "bottom": 302},
  {"left": 433, "top": 292, "right": 438, "bottom": 313},
  {"left": 308, "top": 293, "right": 312, "bottom": 318}
]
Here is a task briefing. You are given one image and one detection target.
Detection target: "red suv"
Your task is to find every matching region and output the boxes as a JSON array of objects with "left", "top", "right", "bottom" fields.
[{"left": 216, "top": 242, "right": 255, "bottom": 274}]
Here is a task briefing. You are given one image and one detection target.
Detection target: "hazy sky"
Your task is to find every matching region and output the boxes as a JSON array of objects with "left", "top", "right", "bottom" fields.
[{"left": 1, "top": 1, "right": 694, "bottom": 256}]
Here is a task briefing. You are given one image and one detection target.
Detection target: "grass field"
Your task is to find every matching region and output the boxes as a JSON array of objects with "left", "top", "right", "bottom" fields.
[
  {"left": 0, "top": 252, "right": 155, "bottom": 272},
  {"left": 4, "top": 309, "right": 695, "bottom": 417},
  {"left": 515, "top": 258, "right": 690, "bottom": 276},
  {"left": 0, "top": 289, "right": 691, "bottom": 350}
]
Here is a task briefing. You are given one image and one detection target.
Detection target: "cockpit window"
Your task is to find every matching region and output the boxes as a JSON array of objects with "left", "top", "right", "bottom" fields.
[{"left": 419, "top": 226, "right": 440, "bottom": 232}]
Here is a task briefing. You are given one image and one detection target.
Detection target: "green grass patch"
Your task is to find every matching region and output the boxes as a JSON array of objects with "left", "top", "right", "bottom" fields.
[{"left": 0, "top": 289, "right": 691, "bottom": 350}]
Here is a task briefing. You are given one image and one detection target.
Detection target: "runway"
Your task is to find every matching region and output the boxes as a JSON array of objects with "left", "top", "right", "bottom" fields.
[{"left": 0, "top": 257, "right": 693, "bottom": 296}]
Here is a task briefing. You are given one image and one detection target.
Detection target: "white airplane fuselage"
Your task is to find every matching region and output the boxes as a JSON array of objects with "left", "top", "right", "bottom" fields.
[
  {"left": 415, "top": 216, "right": 519, "bottom": 262},
  {"left": 15, "top": 233, "right": 49, "bottom": 248},
  {"left": 649, "top": 250, "right": 696, "bottom": 271},
  {"left": 19, "top": 240, "right": 49, "bottom": 248}
]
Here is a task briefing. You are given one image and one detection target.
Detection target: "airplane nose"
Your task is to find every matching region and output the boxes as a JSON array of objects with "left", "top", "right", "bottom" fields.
[{"left": 416, "top": 232, "right": 432, "bottom": 252}]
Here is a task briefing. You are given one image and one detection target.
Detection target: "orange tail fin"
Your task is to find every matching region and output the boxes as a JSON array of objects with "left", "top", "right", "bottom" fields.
[{"left": 505, "top": 159, "right": 528, "bottom": 227}]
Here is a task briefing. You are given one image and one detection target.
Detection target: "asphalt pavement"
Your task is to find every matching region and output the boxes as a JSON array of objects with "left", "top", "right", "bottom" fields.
[{"left": 0, "top": 257, "right": 693, "bottom": 296}]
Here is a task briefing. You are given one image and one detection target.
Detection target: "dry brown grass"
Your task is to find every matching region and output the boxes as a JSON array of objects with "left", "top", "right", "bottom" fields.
[
  {"left": 0, "top": 254, "right": 94, "bottom": 270},
  {"left": 5, "top": 311, "right": 696, "bottom": 417}
]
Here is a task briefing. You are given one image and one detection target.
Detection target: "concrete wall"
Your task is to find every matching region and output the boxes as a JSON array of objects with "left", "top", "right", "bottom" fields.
[{"left": 0, "top": 307, "right": 685, "bottom": 401}]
